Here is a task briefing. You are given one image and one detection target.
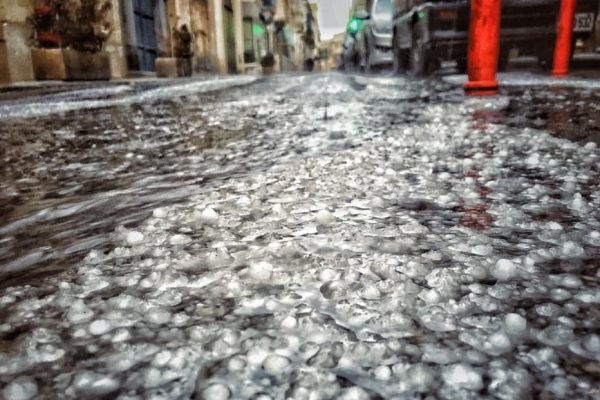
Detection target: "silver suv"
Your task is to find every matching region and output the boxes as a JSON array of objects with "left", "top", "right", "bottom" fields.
[{"left": 358, "top": 0, "right": 394, "bottom": 72}]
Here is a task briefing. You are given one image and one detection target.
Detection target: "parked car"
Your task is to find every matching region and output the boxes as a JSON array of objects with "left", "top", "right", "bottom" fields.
[
  {"left": 391, "top": 0, "right": 598, "bottom": 75},
  {"left": 573, "top": 0, "right": 599, "bottom": 49},
  {"left": 357, "top": 0, "right": 395, "bottom": 72}
]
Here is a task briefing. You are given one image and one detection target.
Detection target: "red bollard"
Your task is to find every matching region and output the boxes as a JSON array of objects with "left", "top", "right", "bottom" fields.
[
  {"left": 552, "top": 0, "right": 576, "bottom": 77},
  {"left": 464, "top": 0, "right": 502, "bottom": 96}
]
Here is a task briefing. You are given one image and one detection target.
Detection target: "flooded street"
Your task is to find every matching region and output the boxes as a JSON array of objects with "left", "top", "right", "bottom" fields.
[
  {"left": 0, "top": 73, "right": 599, "bottom": 399},
  {"left": 0, "top": 76, "right": 279, "bottom": 286},
  {"left": 0, "top": 74, "right": 456, "bottom": 288}
]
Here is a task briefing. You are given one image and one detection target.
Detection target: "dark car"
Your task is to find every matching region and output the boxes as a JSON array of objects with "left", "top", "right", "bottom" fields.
[
  {"left": 391, "top": 0, "right": 598, "bottom": 75},
  {"left": 358, "top": 0, "right": 396, "bottom": 72}
]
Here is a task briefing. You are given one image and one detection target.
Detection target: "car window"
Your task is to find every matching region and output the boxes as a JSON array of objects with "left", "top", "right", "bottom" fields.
[{"left": 374, "top": 0, "right": 392, "bottom": 16}]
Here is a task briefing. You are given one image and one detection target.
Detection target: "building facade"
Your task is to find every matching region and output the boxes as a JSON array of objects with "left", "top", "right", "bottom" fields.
[
  {"left": 269, "top": 0, "right": 320, "bottom": 71},
  {"left": 319, "top": 31, "right": 344, "bottom": 71},
  {"left": 109, "top": 0, "right": 266, "bottom": 75},
  {"left": 1, "top": 0, "right": 318, "bottom": 83},
  {"left": 350, "top": 0, "right": 370, "bottom": 15}
]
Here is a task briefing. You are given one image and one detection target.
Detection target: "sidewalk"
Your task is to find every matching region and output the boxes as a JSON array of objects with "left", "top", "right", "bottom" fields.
[
  {"left": 0, "top": 75, "right": 259, "bottom": 119},
  {"left": 505, "top": 52, "right": 600, "bottom": 79},
  {"left": 0, "top": 74, "right": 227, "bottom": 103}
]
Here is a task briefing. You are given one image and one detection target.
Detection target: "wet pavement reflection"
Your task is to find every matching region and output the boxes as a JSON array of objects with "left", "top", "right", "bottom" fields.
[
  {"left": 1, "top": 98, "right": 245, "bottom": 287},
  {"left": 0, "top": 75, "right": 463, "bottom": 287}
]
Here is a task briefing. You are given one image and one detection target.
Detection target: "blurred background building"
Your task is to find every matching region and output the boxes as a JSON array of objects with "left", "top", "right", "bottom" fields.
[
  {"left": 0, "top": 0, "right": 321, "bottom": 83},
  {"left": 319, "top": 31, "right": 344, "bottom": 70},
  {"left": 350, "top": 0, "right": 370, "bottom": 15}
]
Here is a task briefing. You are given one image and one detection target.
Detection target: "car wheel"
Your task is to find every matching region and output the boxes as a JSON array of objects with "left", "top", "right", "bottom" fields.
[
  {"left": 392, "top": 49, "right": 403, "bottom": 75},
  {"left": 456, "top": 59, "right": 467, "bottom": 74},
  {"left": 497, "top": 49, "right": 510, "bottom": 72},
  {"left": 393, "top": 35, "right": 409, "bottom": 75},
  {"left": 343, "top": 55, "right": 353, "bottom": 72},
  {"left": 538, "top": 39, "right": 574, "bottom": 71},
  {"left": 410, "top": 21, "right": 431, "bottom": 76},
  {"left": 365, "top": 51, "right": 373, "bottom": 73},
  {"left": 359, "top": 49, "right": 366, "bottom": 72},
  {"left": 352, "top": 53, "right": 360, "bottom": 72},
  {"left": 538, "top": 50, "right": 554, "bottom": 71},
  {"left": 392, "top": 35, "right": 400, "bottom": 74},
  {"left": 364, "top": 39, "right": 373, "bottom": 74}
]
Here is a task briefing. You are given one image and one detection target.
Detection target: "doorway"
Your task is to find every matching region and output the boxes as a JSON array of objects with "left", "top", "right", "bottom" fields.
[
  {"left": 133, "top": 0, "right": 158, "bottom": 71},
  {"left": 224, "top": 4, "right": 237, "bottom": 73}
]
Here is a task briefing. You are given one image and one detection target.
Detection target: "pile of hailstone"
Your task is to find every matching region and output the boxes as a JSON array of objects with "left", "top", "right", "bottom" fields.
[{"left": 1, "top": 88, "right": 600, "bottom": 399}]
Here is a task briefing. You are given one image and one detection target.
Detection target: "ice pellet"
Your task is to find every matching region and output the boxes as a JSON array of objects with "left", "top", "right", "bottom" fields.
[
  {"left": 89, "top": 319, "right": 112, "bottom": 335},
  {"left": 374, "top": 365, "right": 391, "bottom": 380},
  {"left": 248, "top": 261, "right": 273, "bottom": 281},
  {"left": 203, "top": 383, "right": 230, "bottom": 400},
  {"left": 561, "top": 241, "right": 585, "bottom": 258},
  {"left": 73, "top": 372, "right": 119, "bottom": 396},
  {"left": 337, "top": 387, "right": 370, "bottom": 400},
  {"left": 2, "top": 377, "right": 38, "bottom": 400},
  {"left": 316, "top": 209, "right": 334, "bottom": 225},
  {"left": 407, "top": 364, "right": 435, "bottom": 392},
  {"left": 198, "top": 207, "right": 219, "bottom": 225},
  {"left": 504, "top": 313, "right": 527, "bottom": 336},
  {"left": 169, "top": 234, "right": 192, "bottom": 246},
  {"left": 491, "top": 259, "right": 517, "bottom": 281},
  {"left": 126, "top": 231, "right": 144, "bottom": 245},
  {"left": 560, "top": 275, "right": 583, "bottom": 289},
  {"left": 263, "top": 354, "right": 291, "bottom": 375},
  {"left": 484, "top": 331, "right": 512, "bottom": 355},
  {"left": 146, "top": 307, "right": 172, "bottom": 324},
  {"left": 442, "top": 364, "right": 483, "bottom": 391},
  {"left": 281, "top": 316, "right": 297, "bottom": 329},
  {"left": 152, "top": 208, "right": 168, "bottom": 218},
  {"left": 67, "top": 300, "right": 94, "bottom": 324}
]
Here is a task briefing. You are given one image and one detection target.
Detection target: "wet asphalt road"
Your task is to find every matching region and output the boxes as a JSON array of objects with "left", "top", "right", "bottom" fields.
[
  {"left": 1, "top": 73, "right": 599, "bottom": 289},
  {"left": 0, "top": 73, "right": 453, "bottom": 287},
  {"left": 0, "top": 72, "right": 599, "bottom": 399}
]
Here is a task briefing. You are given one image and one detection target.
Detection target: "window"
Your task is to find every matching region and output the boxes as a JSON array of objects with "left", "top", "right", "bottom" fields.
[{"left": 374, "top": 0, "right": 392, "bottom": 17}]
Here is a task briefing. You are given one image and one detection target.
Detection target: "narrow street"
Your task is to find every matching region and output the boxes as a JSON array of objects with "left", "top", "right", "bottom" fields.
[{"left": 1, "top": 73, "right": 600, "bottom": 399}]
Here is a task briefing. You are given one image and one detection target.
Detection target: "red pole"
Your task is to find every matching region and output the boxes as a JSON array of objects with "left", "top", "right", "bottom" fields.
[
  {"left": 464, "top": 0, "right": 502, "bottom": 96},
  {"left": 552, "top": 0, "right": 576, "bottom": 76}
]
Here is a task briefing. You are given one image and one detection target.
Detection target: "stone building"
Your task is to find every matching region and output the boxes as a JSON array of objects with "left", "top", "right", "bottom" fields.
[
  {"left": 0, "top": 0, "right": 276, "bottom": 83},
  {"left": 319, "top": 31, "right": 344, "bottom": 71},
  {"left": 1, "top": 0, "right": 41, "bottom": 83},
  {"left": 270, "top": 0, "right": 320, "bottom": 71},
  {"left": 350, "top": 0, "right": 369, "bottom": 15},
  {"left": 105, "top": 0, "right": 269, "bottom": 75}
]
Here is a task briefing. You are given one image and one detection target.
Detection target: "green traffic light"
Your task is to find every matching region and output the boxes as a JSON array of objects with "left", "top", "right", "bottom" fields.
[
  {"left": 253, "top": 23, "right": 266, "bottom": 36},
  {"left": 348, "top": 18, "right": 361, "bottom": 33}
]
